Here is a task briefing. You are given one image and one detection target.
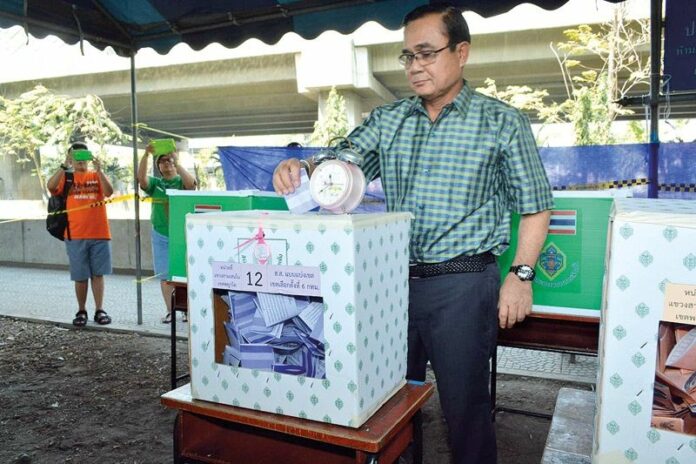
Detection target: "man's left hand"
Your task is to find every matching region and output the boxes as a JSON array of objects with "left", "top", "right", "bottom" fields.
[
  {"left": 92, "top": 157, "right": 102, "bottom": 172},
  {"left": 497, "top": 273, "right": 533, "bottom": 329}
]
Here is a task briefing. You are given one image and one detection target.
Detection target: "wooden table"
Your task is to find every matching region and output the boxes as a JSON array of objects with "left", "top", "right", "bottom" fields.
[
  {"left": 497, "top": 312, "right": 599, "bottom": 355},
  {"left": 492, "top": 312, "right": 599, "bottom": 419},
  {"left": 161, "top": 382, "right": 434, "bottom": 464}
]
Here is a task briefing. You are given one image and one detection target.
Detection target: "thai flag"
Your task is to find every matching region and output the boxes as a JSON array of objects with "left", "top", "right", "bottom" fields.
[{"left": 549, "top": 210, "right": 577, "bottom": 235}]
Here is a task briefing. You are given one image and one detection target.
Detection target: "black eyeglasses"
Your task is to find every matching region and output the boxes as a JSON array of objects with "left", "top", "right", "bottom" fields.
[{"left": 398, "top": 45, "right": 451, "bottom": 68}]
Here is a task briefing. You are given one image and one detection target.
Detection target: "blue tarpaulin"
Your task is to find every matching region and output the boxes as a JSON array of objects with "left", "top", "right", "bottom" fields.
[
  {"left": 540, "top": 143, "right": 696, "bottom": 199},
  {"left": 219, "top": 143, "right": 696, "bottom": 206},
  {"left": 219, "top": 146, "right": 321, "bottom": 193}
]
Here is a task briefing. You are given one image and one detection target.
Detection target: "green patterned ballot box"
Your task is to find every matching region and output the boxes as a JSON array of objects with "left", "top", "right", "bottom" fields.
[
  {"left": 594, "top": 199, "right": 696, "bottom": 464},
  {"left": 498, "top": 192, "right": 614, "bottom": 317},
  {"left": 167, "top": 190, "right": 287, "bottom": 281},
  {"left": 185, "top": 211, "right": 412, "bottom": 427}
]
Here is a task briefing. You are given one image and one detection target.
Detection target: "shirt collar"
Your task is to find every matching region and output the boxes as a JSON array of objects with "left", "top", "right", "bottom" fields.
[
  {"left": 407, "top": 80, "right": 473, "bottom": 118},
  {"left": 451, "top": 80, "right": 473, "bottom": 119}
]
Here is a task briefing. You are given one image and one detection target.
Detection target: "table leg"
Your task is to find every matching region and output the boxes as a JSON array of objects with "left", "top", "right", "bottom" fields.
[
  {"left": 173, "top": 412, "right": 183, "bottom": 464},
  {"left": 170, "top": 290, "right": 177, "bottom": 390},
  {"left": 412, "top": 410, "right": 423, "bottom": 464}
]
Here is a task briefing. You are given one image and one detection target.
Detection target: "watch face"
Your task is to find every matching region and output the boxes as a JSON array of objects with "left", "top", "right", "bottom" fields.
[
  {"left": 515, "top": 265, "right": 535, "bottom": 281},
  {"left": 309, "top": 161, "right": 350, "bottom": 208}
]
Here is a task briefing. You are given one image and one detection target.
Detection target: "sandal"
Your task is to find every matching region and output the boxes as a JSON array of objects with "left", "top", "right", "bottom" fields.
[
  {"left": 72, "top": 310, "right": 88, "bottom": 327},
  {"left": 161, "top": 312, "right": 172, "bottom": 324},
  {"left": 93, "top": 309, "right": 112, "bottom": 325}
]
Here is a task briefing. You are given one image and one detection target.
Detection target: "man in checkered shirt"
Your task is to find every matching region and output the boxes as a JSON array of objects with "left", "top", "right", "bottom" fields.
[{"left": 274, "top": 4, "right": 553, "bottom": 463}]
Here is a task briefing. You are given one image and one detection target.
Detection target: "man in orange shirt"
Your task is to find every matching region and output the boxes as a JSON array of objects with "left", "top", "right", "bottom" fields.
[{"left": 47, "top": 142, "right": 114, "bottom": 327}]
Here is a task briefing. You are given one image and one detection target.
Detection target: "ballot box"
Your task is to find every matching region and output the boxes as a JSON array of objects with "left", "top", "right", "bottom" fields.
[
  {"left": 593, "top": 199, "right": 696, "bottom": 463},
  {"left": 167, "top": 190, "right": 287, "bottom": 281},
  {"left": 185, "top": 211, "right": 412, "bottom": 427}
]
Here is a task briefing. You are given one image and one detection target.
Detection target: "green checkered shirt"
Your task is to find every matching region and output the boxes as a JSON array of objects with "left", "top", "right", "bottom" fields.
[{"left": 348, "top": 81, "right": 554, "bottom": 263}]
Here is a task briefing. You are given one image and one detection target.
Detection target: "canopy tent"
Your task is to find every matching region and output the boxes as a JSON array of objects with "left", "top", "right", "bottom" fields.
[
  {"left": 0, "top": 1, "right": 627, "bottom": 56},
  {"left": 0, "top": 0, "right": 658, "bottom": 323}
]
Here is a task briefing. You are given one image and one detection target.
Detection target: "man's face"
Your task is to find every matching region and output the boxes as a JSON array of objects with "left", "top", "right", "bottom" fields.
[{"left": 402, "top": 13, "right": 469, "bottom": 103}]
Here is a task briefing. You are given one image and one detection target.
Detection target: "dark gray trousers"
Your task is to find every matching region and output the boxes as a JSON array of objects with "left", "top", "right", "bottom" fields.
[{"left": 407, "top": 262, "right": 499, "bottom": 464}]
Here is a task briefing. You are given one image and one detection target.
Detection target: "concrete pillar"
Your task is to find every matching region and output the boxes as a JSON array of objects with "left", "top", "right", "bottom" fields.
[{"left": 296, "top": 33, "right": 396, "bottom": 132}]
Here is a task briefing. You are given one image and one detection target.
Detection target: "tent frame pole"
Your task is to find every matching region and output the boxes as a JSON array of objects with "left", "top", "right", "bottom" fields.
[
  {"left": 130, "top": 53, "right": 143, "bottom": 324},
  {"left": 648, "top": 0, "right": 662, "bottom": 199}
]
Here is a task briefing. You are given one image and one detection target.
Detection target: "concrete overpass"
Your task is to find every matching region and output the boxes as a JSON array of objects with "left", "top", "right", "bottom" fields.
[{"left": 0, "top": 0, "right": 654, "bottom": 139}]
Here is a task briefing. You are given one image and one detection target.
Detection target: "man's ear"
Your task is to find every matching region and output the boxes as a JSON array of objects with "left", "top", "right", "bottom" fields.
[{"left": 458, "top": 42, "right": 470, "bottom": 67}]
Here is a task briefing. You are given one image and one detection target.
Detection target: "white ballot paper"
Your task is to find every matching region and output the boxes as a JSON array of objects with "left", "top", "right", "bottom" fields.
[
  {"left": 255, "top": 292, "right": 303, "bottom": 326},
  {"left": 283, "top": 170, "right": 318, "bottom": 214}
]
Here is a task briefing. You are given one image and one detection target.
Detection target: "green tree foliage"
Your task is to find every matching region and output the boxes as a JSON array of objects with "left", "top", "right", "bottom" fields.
[
  {"left": 310, "top": 87, "right": 349, "bottom": 146},
  {"left": 0, "top": 85, "right": 124, "bottom": 197},
  {"left": 476, "top": 78, "right": 562, "bottom": 124},
  {"left": 552, "top": 6, "right": 650, "bottom": 145},
  {"left": 478, "top": 5, "right": 650, "bottom": 146},
  {"left": 193, "top": 148, "right": 225, "bottom": 190}
]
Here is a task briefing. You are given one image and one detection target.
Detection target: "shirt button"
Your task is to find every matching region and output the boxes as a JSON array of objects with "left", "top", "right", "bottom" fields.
[
  {"left": 423, "top": 169, "right": 429, "bottom": 174},
  {"left": 418, "top": 204, "right": 425, "bottom": 210}
]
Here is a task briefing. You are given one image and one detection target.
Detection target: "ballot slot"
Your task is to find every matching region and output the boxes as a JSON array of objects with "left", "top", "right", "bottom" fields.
[{"left": 213, "top": 288, "right": 326, "bottom": 379}]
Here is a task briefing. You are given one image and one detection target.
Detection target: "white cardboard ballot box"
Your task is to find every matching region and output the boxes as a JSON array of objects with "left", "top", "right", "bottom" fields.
[
  {"left": 186, "top": 210, "right": 412, "bottom": 427},
  {"left": 594, "top": 198, "right": 696, "bottom": 463}
]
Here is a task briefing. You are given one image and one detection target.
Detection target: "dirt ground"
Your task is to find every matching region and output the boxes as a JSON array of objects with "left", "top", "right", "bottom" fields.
[{"left": 0, "top": 316, "right": 592, "bottom": 464}]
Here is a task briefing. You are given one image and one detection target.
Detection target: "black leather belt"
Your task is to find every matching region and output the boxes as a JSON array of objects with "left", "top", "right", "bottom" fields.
[{"left": 409, "top": 252, "right": 496, "bottom": 279}]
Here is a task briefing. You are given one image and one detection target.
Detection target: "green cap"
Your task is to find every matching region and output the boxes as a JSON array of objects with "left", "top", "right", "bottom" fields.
[
  {"left": 151, "top": 138, "right": 177, "bottom": 157},
  {"left": 72, "top": 149, "right": 93, "bottom": 161}
]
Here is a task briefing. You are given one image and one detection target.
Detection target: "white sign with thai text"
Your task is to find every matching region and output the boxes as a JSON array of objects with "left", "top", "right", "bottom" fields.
[{"left": 212, "top": 261, "right": 321, "bottom": 296}]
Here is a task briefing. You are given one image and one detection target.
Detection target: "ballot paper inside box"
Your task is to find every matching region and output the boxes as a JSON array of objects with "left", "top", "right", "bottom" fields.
[
  {"left": 186, "top": 210, "right": 412, "bottom": 427},
  {"left": 593, "top": 199, "right": 696, "bottom": 464},
  {"left": 652, "top": 318, "right": 696, "bottom": 435}
]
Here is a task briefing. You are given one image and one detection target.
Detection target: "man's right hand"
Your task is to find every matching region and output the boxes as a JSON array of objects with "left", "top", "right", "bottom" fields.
[{"left": 272, "top": 158, "right": 302, "bottom": 195}]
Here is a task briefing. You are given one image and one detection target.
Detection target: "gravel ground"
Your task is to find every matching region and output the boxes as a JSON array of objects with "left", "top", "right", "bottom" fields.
[{"left": 0, "top": 316, "right": 592, "bottom": 463}]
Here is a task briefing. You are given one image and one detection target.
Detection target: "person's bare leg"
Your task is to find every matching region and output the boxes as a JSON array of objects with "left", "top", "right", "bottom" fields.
[
  {"left": 75, "top": 280, "right": 88, "bottom": 312},
  {"left": 160, "top": 280, "right": 173, "bottom": 314},
  {"left": 91, "top": 275, "right": 104, "bottom": 310},
  {"left": 160, "top": 280, "right": 178, "bottom": 322}
]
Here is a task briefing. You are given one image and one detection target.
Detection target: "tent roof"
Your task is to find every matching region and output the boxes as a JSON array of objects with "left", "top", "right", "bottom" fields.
[{"left": 0, "top": 1, "right": 625, "bottom": 56}]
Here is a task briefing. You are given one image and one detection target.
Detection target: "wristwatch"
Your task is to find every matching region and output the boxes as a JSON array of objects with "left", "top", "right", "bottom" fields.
[
  {"left": 510, "top": 264, "right": 536, "bottom": 282},
  {"left": 60, "top": 163, "right": 69, "bottom": 170}
]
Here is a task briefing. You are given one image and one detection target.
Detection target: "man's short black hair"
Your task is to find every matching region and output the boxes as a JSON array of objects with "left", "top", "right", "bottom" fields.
[
  {"left": 70, "top": 141, "right": 88, "bottom": 151},
  {"left": 403, "top": 3, "right": 471, "bottom": 46}
]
